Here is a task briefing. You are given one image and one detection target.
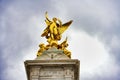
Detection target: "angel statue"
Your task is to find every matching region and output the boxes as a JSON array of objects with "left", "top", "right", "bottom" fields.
[
  {"left": 37, "top": 12, "right": 72, "bottom": 58},
  {"left": 41, "top": 12, "right": 73, "bottom": 46}
]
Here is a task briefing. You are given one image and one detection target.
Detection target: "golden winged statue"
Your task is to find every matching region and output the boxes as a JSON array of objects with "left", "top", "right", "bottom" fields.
[
  {"left": 37, "top": 12, "right": 72, "bottom": 58},
  {"left": 41, "top": 12, "right": 72, "bottom": 46}
]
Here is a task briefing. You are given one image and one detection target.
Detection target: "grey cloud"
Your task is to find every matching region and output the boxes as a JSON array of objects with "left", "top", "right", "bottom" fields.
[
  {"left": 52, "top": 0, "right": 120, "bottom": 80},
  {"left": 1, "top": 0, "right": 120, "bottom": 80},
  {"left": 0, "top": 0, "right": 58, "bottom": 58},
  {"left": 54, "top": 0, "right": 120, "bottom": 56},
  {"left": 0, "top": 0, "right": 58, "bottom": 80}
]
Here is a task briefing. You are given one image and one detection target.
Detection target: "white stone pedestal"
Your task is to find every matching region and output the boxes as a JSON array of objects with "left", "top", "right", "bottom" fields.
[{"left": 24, "top": 47, "right": 80, "bottom": 80}]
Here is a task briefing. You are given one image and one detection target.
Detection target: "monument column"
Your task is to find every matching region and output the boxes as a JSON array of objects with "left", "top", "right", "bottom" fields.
[{"left": 24, "top": 12, "right": 80, "bottom": 80}]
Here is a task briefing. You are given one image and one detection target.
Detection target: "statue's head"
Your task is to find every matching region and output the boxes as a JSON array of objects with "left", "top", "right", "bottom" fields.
[{"left": 52, "top": 17, "right": 57, "bottom": 22}]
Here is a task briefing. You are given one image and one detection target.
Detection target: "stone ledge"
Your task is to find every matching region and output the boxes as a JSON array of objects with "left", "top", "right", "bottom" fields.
[{"left": 24, "top": 59, "right": 80, "bottom": 80}]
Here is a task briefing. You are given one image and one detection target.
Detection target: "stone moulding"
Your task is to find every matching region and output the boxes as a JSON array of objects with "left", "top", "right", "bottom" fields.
[{"left": 24, "top": 59, "right": 80, "bottom": 80}]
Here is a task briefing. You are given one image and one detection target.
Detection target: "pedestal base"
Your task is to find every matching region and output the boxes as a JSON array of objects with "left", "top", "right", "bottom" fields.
[{"left": 24, "top": 59, "right": 80, "bottom": 80}]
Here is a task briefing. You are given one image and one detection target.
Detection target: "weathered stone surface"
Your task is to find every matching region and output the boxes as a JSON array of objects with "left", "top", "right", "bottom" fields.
[
  {"left": 24, "top": 47, "right": 80, "bottom": 80},
  {"left": 36, "top": 47, "right": 70, "bottom": 60},
  {"left": 24, "top": 59, "right": 80, "bottom": 80}
]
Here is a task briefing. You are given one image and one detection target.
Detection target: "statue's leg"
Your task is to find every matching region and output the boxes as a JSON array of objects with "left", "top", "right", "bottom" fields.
[
  {"left": 49, "top": 24, "right": 54, "bottom": 33},
  {"left": 51, "top": 34, "right": 54, "bottom": 40},
  {"left": 53, "top": 27, "right": 58, "bottom": 35},
  {"left": 49, "top": 24, "right": 55, "bottom": 40}
]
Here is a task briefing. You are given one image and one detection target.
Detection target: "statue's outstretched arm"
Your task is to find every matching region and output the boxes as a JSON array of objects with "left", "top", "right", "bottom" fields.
[{"left": 45, "top": 11, "right": 51, "bottom": 22}]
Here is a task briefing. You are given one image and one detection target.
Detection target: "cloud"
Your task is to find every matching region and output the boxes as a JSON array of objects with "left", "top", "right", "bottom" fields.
[
  {"left": 52, "top": 0, "right": 120, "bottom": 79},
  {"left": 53, "top": 0, "right": 119, "bottom": 33},
  {"left": 1, "top": 0, "right": 120, "bottom": 80},
  {"left": 67, "top": 30, "right": 119, "bottom": 79}
]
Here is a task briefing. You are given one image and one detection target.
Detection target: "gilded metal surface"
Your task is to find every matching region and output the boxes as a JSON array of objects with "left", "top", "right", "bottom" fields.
[{"left": 37, "top": 12, "right": 72, "bottom": 58}]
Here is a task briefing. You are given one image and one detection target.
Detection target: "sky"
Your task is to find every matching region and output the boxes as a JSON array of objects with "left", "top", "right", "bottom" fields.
[{"left": 0, "top": 0, "right": 120, "bottom": 80}]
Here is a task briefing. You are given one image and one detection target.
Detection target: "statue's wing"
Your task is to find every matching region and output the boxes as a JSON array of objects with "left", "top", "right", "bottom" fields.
[{"left": 59, "top": 20, "right": 73, "bottom": 34}]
